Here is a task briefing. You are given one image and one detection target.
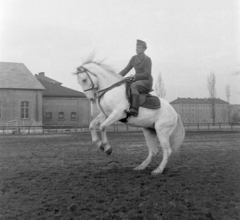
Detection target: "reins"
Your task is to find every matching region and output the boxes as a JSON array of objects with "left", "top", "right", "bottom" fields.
[
  {"left": 97, "top": 79, "right": 127, "bottom": 99},
  {"left": 77, "top": 66, "right": 127, "bottom": 100}
]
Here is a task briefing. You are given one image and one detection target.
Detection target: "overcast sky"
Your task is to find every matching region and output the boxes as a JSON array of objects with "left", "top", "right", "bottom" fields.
[{"left": 1, "top": 0, "right": 240, "bottom": 104}]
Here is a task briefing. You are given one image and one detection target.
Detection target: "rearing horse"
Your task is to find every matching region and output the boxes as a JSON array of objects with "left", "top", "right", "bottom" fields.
[{"left": 74, "top": 59, "right": 185, "bottom": 175}]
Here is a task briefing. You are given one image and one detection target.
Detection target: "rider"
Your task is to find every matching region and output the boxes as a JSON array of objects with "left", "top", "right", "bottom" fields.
[{"left": 119, "top": 39, "right": 153, "bottom": 117}]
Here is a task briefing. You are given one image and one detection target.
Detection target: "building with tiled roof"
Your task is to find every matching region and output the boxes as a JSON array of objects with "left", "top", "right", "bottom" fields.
[
  {"left": 35, "top": 72, "right": 92, "bottom": 125},
  {"left": 0, "top": 62, "right": 95, "bottom": 127},
  {"left": 36, "top": 72, "right": 62, "bottom": 85},
  {"left": 0, "top": 62, "right": 45, "bottom": 90},
  {"left": 36, "top": 74, "right": 85, "bottom": 98},
  {"left": 0, "top": 62, "right": 44, "bottom": 126},
  {"left": 170, "top": 97, "right": 229, "bottom": 123}
]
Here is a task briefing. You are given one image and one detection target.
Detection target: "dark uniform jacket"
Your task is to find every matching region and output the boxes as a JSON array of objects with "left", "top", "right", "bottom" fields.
[{"left": 119, "top": 53, "right": 153, "bottom": 84}]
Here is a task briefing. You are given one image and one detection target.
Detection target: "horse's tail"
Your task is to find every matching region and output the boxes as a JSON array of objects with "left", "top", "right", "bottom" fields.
[{"left": 170, "top": 114, "right": 185, "bottom": 151}]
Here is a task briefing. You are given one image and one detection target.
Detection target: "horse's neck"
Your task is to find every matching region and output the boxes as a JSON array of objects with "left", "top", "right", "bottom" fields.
[{"left": 99, "top": 76, "right": 121, "bottom": 90}]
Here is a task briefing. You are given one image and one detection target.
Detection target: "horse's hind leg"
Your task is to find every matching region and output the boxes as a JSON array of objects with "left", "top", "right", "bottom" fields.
[
  {"left": 152, "top": 123, "right": 174, "bottom": 175},
  {"left": 134, "top": 128, "right": 159, "bottom": 171}
]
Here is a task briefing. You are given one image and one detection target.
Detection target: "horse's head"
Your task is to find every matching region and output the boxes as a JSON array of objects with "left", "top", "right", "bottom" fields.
[
  {"left": 74, "top": 56, "right": 122, "bottom": 102},
  {"left": 75, "top": 65, "right": 98, "bottom": 102}
]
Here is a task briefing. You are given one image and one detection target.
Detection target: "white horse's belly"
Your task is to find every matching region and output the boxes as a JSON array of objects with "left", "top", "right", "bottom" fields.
[
  {"left": 126, "top": 108, "right": 161, "bottom": 128},
  {"left": 125, "top": 99, "right": 177, "bottom": 128}
]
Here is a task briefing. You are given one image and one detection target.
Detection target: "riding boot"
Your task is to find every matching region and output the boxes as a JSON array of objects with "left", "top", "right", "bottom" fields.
[{"left": 130, "top": 94, "right": 139, "bottom": 117}]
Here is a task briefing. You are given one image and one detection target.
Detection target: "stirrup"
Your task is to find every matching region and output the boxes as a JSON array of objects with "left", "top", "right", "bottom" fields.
[
  {"left": 129, "top": 108, "right": 138, "bottom": 117},
  {"left": 119, "top": 109, "right": 131, "bottom": 123}
]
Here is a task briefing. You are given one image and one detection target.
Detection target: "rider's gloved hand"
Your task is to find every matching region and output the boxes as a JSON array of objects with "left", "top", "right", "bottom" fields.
[{"left": 125, "top": 76, "right": 135, "bottom": 82}]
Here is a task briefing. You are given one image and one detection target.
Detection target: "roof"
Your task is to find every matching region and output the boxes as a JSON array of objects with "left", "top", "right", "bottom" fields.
[
  {"left": 35, "top": 73, "right": 62, "bottom": 85},
  {"left": 0, "top": 62, "right": 45, "bottom": 90},
  {"left": 37, "top": 77, "right": 86, "bottom": 98},
  {"left": 170, "top": 97, "right": 229, "bottom": 105}
]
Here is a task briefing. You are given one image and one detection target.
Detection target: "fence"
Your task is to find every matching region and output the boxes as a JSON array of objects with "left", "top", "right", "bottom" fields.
[{"left": 0, "top": 122, "right": 239, "bottom": 135}]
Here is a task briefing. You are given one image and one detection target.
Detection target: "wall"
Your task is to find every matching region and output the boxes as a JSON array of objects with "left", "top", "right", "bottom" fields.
[
  {"left": 171, "top": 103, "right": 229, "bottom": 123},
  {"left": 0, "top": 89, "right": 43, "bottom": 126},
  {"left": 42, "top": 97, "right": 91, "bottom": 125}
]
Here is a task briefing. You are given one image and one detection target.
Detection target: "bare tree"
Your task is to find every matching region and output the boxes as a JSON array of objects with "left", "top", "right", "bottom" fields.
[
  {"left": 207, "top": 72, "right": 217, "bottom": 124},
  {"left": 155, "top": 72, "right": 166, "bottom": 98},
  {"left": 225, "top": 84, "right": 231, "bottom": 123}
]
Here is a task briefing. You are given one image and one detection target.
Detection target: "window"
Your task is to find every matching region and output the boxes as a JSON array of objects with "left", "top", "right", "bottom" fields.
[
  {"left": 21, "top": 101, "right": 29, "bottom": 119},
  {"left": 58, "top": 112, "right": 64, "bottom": 120},
  {"left": 45, "top": 112, "right": 52, "bottom": 120},
  {"left": 71, "top": 112, "right": 77, "bottom": 120},
  {"left": 0, "top": 101, "right": 1, "bottom": 118}
]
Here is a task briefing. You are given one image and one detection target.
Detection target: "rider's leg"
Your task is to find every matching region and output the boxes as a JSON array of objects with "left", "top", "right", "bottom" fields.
[
  {"left": 130, "top": 82, "right": 140, "bottom": 117},
  {"left": 130, "top": 81, "right": 152, "bottom": 117}
]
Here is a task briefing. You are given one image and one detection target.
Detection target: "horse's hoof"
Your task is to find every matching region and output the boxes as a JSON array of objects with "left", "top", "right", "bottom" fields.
[
  {"left": 99, "top": 145, "right": 105, "bottom": 151},
  {"left": 106, "top": 148, "right": 112, "bottom": 156},
  {"left": 133, "top": 166, "right": 144, "bottom": 171},
  {"left": 151, "top": 170, "right": 162, "bottom": 176}
]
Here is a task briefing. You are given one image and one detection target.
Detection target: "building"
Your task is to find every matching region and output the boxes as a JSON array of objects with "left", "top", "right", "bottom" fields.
[
  {"left": 0, "top": 62, "right": 44, "bottom": 126},
  {"left": 170, "top": 97, "right": 229, "bottom": 123},
  {"left": 0, "top": 62, "right": 97, "bottom": 127},
  {"left": 230, "top": 104, "right": 240, "bottom": 122},
  {"left": 35, "top": 72, "right": 92, "bottom": 126}
]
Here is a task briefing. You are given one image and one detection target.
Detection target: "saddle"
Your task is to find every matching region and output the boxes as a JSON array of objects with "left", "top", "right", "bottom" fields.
[
  {"left": 124, "top": 81, "right": 161, "bottom": 109},
  {"left": 119, "top": 80, "right": 161, "bottom": 123}
]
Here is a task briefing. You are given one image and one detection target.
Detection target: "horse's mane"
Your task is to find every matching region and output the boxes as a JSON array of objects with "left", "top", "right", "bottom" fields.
[{"left": 81, "top": 53, "right": 117, "bottom": 75}]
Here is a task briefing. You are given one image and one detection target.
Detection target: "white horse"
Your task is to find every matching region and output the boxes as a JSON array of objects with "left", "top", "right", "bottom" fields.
[{"left": 74, "top": 59, "right": 185, "bottom": 175}]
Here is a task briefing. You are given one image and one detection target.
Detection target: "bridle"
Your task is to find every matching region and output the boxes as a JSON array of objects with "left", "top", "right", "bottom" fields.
[
  {"left": 76, "top": 65, "right": 128, "bottom": 117},
  {"left": 76, "top": 66, "right": 98, "bottom": 92}
]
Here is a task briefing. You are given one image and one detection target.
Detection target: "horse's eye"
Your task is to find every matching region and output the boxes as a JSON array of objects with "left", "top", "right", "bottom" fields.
[
  {"left": 77, "top": 67, "right": 83, "bottom": 72},
  {"left": 82, "top": 79, "right": 87, "bottom": 83}
]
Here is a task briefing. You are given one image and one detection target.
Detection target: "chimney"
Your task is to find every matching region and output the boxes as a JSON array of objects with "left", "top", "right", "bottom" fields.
[{"left": 39, "top": 72, "right": 45, "bottom": 76}]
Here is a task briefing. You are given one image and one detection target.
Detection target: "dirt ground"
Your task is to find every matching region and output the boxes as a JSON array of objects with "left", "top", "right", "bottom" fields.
[{"left": 0, "top": 131, "right": 240, "bottom": 220}]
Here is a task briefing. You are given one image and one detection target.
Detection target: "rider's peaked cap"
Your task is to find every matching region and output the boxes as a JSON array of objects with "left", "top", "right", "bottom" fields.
[{"left": 137, "top": 39, "right": 147, "bottom": 49}]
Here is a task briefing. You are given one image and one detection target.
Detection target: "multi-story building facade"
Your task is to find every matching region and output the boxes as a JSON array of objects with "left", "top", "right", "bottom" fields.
[{"left": 170, "top": 97, "right": 229, "bottom": 123}]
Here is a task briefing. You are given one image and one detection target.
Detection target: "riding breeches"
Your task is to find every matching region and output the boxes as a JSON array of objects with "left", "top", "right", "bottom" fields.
[{"left": 130, "top": 80, "right": 152, "bottom": 95}]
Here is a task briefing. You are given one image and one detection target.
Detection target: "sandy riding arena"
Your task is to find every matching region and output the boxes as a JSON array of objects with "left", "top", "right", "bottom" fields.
[{"left": 0, "top": 131, "right": 240, "bottom": 220}]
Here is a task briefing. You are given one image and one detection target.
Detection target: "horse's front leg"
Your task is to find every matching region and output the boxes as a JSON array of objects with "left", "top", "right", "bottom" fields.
[
  {"left": 99, "top": 110, "right": 123, "bottom": 155},
  {"left": 99, "top": 128, "right": 112, "bottom": 155},
  {"left": 89, "top": 112, "right": 106, "bottom": 150}
]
